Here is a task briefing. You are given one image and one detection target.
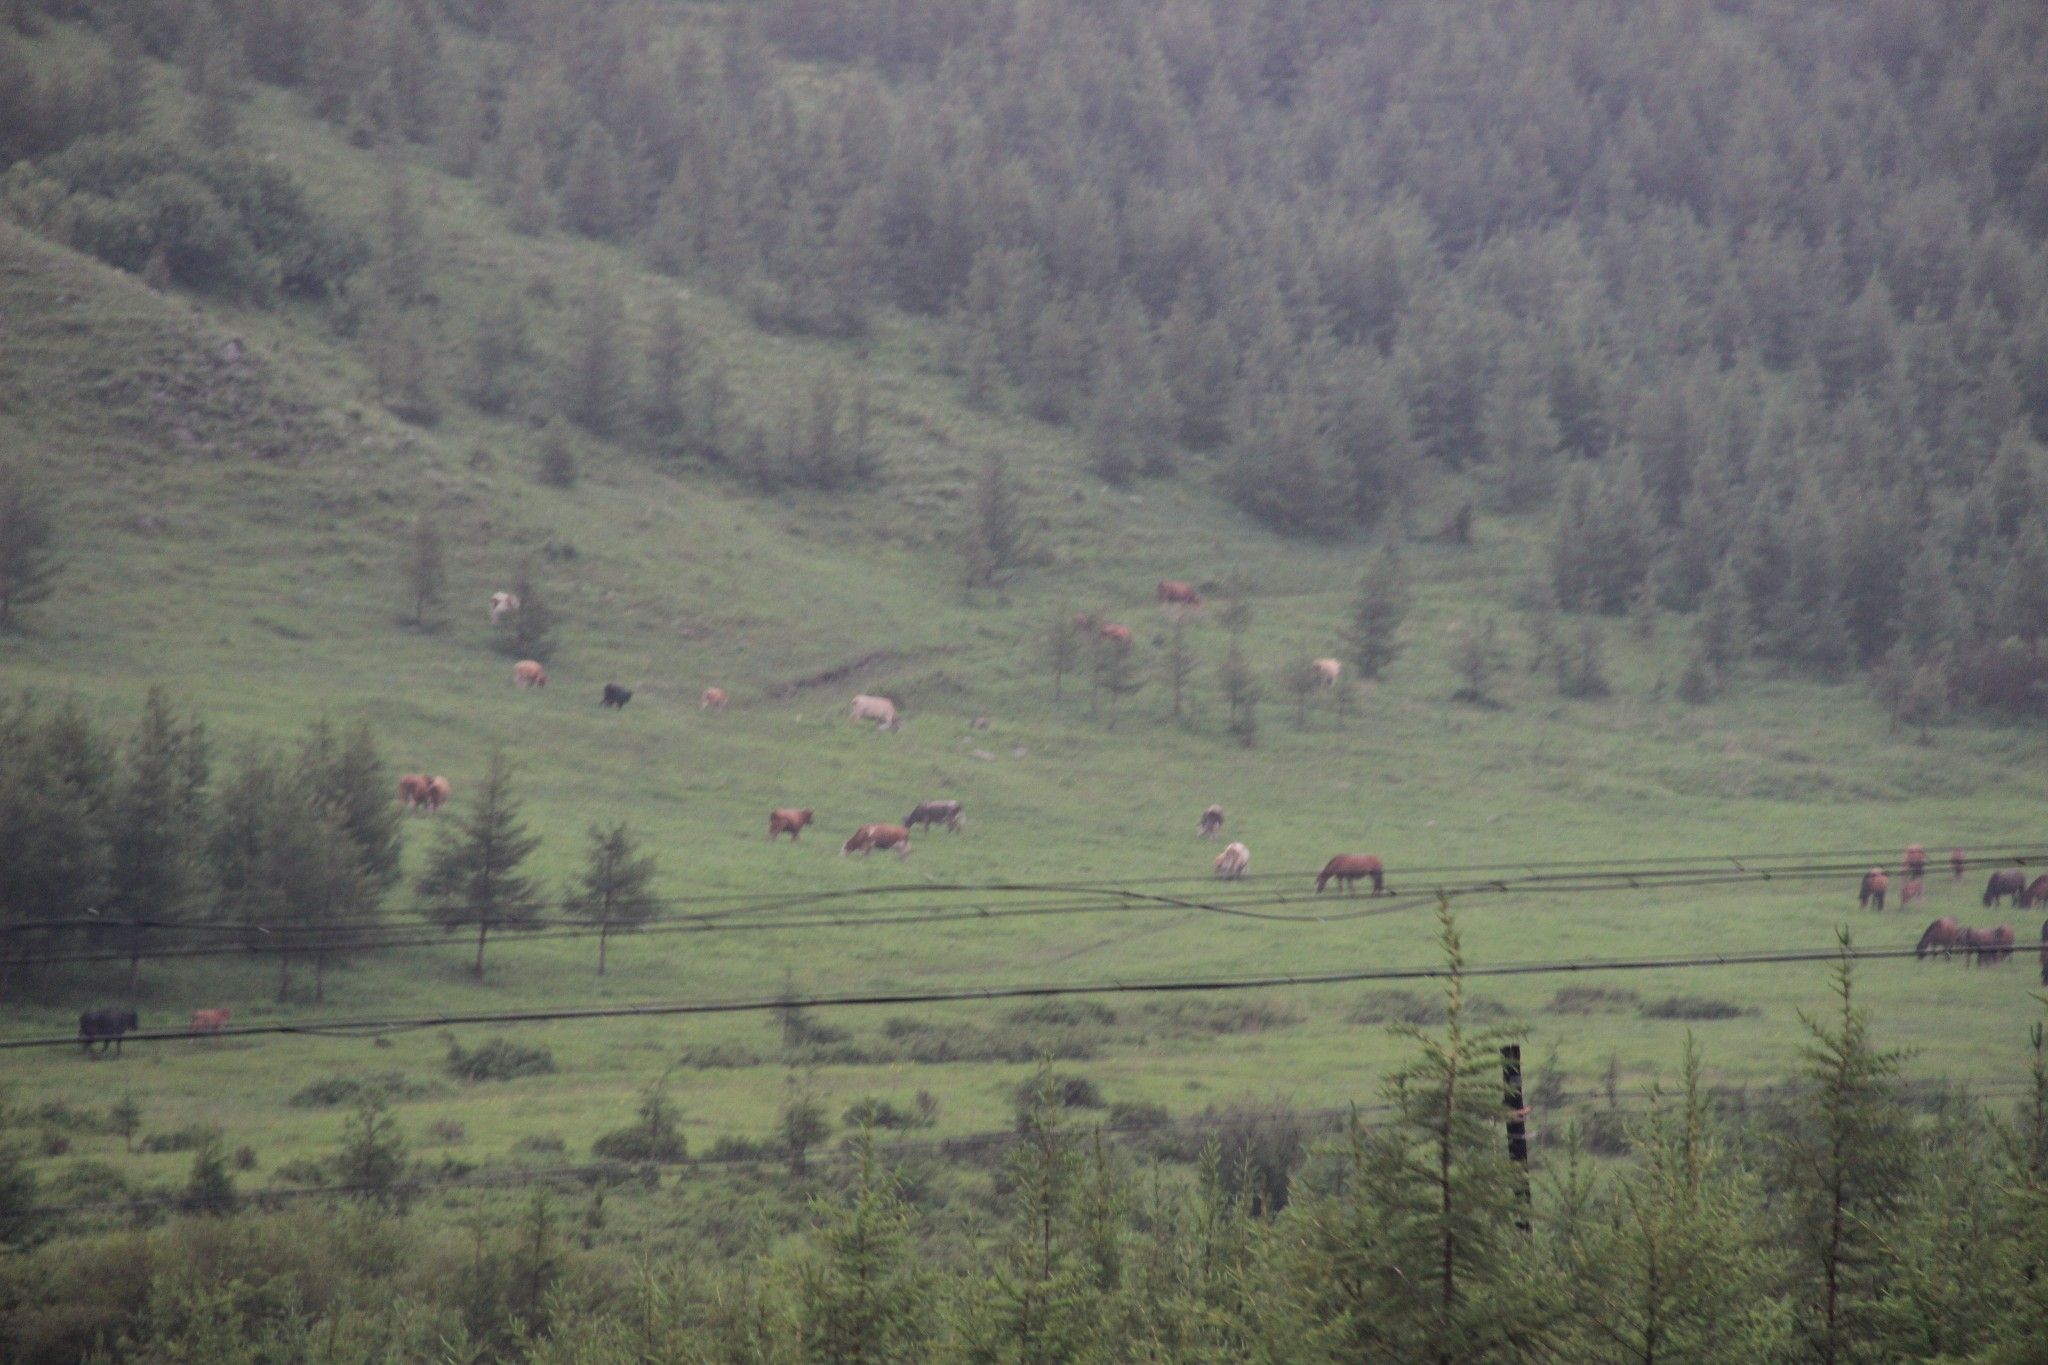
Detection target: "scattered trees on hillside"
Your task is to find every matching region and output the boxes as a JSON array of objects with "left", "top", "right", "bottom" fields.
[
  {"left": 0, "top": 460, "right": 57, "bottom": 629},
  {"left": 418, "top": 748, "right": 543, "bottom": 982}
]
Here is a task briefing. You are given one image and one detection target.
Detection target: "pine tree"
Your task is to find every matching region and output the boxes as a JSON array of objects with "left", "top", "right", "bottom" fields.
[
  {"left": 498, "top": 559, "right": 557, "bottom": 662},
  {"left": 793, "top": 1135, "right": 936, "bottom": 1359},
  {"left": 418, "top": 749, "right": 544, "bottom": 981},
  {"left": 183, "top": 1130, "right": 237, "bottom": 1217},
  {"left": 1451, "top": 619, "right": 1508, "bottom": 706},
  {"left": 0, "top": 459, "right": 57, "bottom": 628},
  {"left": 1556, "top": 620, "right": 1612, "bottom": 699},
  {"left": 1162, "top": 618, "right": 1197, "bottom": 725},
  {"left": 561, "top": 271, "right": 629, "bottom": 436},
  {"left": 405, "top": 514, "right": 445, "bottom": 629},
  {"left": 335, "top": 1097, "right": 409, "bottom": 1208},
  {"left": 1694, "top": 561, "right": 1750, "bottom": 673},
  {"left": 1349, "top": 542, "right": 1412, "bottom": 680},
  {"left": 565, "top": 823, "right": 659, "bottom": 976},
  {"left": 377, "top": 164, "right": 431, "bottom": 307},
  {"left": 1045, "top": 610, "right": 1082, "bottom": 701},
  {"left": 105, "top": 689, "right": 209, "bottom": 993},
  {"left": 463, "top": 292, "right": 533, "bottom": 415},
  {"left": 560, "top": 122, "right": 626, "bottom": 240},
  {"left": 1220, "top": 636, "right": 1261, "bottom": 748},
  {"left": 1282, "top": 658, "right": 1323, "bottom": 728},
  {"left": 963, "top": 453, "right": 1036, "bottom": 602},
  {"left": 644, "top": 296, "right": 695, "bottom": 431},
  {"left": 536, "top": 419, "right": 578, "bottom": 488}
]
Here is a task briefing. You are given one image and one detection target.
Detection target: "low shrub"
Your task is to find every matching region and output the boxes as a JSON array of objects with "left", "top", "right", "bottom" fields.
[
  {"left": 137, "top": 1125, "right": 215, "bottom": 1154},
  {"left": 674, "top": 1043, "right": 763, "bottom": 1069},
  {"left": 288, "top": 1071, "right": 433, "bottom": 1108},
  {"left": 1107, "top": 1101, "right": 1172, "bottom": 1131},
  {"left": 427, "top": 1120, "right": 468, "bottom": 1146},
  {"left": 444, "top": 1038, "right": 556, "bottom": 1082},
  {"left": 1012, "top": 1073, "right": 1104, "bottom": 1127},
  {"left": 841, "top": 1097, "right": 930, "bottom": 1130},
  {"left": 706, "top": 1135, "right": 776, "bottom": 1162},
  {"left": 1641, "top": 996, "right": 1749, "bottom": 1021},
  {"left": 1146, "top": 1000, "right": 1301, "bottom": 1036},
  {"left": 1005, "top": 1001, "right": 1118, "bottom": 1028},
  {"left": 1546, "top": 986, "right": 1642, "bottom": 1014},
  {"left": 512, "top": 1134, "right": 566, "bottom": 1156}
]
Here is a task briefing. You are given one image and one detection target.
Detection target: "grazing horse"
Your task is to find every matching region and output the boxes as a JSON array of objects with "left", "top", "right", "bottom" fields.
[
  {"left": 1197, "top": 805, "right": 1225, "bottom": 839},
  {"left": 1903, "top": 844, "right": 1928, "bottom": 879},
  {"left": 2020, "top": 874, "right": 2048, "bottom": 909},
  {"left": 1213, "top": 841, "right": 1250, "bottom": 880},
  {"left": 78, "top": 1007, "right": 138, "bottom": 1057},
  {"left": 398, "top": 773, "right": 430, "bottom": 810},
  {"left": 1316, "top": 854, "right": 1384, "bottom": 894},
  {"left": 1900, "top": 877, "right": 1925, "bottom": 910},
  {"left": 1951, "top": 848, "right": 1967, "bottom": 881},
  {"left": 1915, "top": 917, "right": 1962, "bottom": 959},
  {"left": 513, "top": 660, "right": 547, "bottom": 689},
  {"left": 1858, "top": 868, "right": 1889, "bottom": 911},
  {"left": 1958, "top": 924, "right": 2016, "bottom": 966},
  {"left": 841, "top": 824, "right": 912, "bottom": 858},
  {"left": 1983, "top": 869, "right": 2027, "bottom": 907},
  {"left": 904, "top": 800, "right": 964, "bottom": 833},
  {"left": 768, "top": 808, "right": 814, "bottom": 841},
  {"left": 189, "top": 1008, "right": 231, "bottom": 1033}
]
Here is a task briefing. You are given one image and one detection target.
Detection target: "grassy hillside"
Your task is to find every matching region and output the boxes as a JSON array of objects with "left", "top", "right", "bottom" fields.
[{"left": 4, "top": 23, "right": 2047, "bottom": 1211}]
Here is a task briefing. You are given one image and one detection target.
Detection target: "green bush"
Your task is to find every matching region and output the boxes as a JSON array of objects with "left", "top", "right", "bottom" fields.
[{"left": 444, "top": 1038, "right": 556, "bottom": 1082}]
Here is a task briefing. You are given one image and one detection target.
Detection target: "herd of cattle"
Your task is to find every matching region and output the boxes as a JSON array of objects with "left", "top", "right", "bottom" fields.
[{"left": 1859, "top": 844, "right": 2048, "bottom": 974}]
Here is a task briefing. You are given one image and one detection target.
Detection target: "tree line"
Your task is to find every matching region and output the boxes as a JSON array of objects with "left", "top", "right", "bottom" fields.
[
  {"left": 0, "top": 692, "right": 664, "bottom": 996},
  {"left": 4, "top": 926, "right": 2046, "bottom": 1363}
]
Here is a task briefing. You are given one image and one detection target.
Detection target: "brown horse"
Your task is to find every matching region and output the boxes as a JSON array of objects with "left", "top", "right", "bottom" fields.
[
  {"left": 1957, "top": 924, "right": 2016, "bottom": 966},
  {"left": 1900, "top": 877, "right": 1925, "bottom": 910},
  {"left": 1951, "top": 848, "right": 1967, "bottom": 881},
  {"left": 1903, "top": 844, "right": 1928, "bottom": 879},
  {"left": 1858, "top": 868, "right": 1889, "bottom": 911},
  {"left": 1315, "top": 854, "right": 1385, "bottom": 894},
  {"left": 1983, "top": 869, "right": 2027, "bottom": 907},
  {"left": 1915, "top": 916, "right": 1961, "bottom": 959},
  {"left": 2019, "top": 874, "right": 2048, "bottom": 908},
  {"left": 1197, "top": 805, "right": 1225, "bottom": 839}
]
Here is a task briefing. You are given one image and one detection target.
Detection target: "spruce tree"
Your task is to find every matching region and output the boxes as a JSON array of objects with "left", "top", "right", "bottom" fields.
[
  {"left": 405, "top": 514, "right": 445, "bottom": 628},
  {"left": 565, "top": 822, "right": 660, "bottom": 976},
  {"left": 793, "top": 1135, "right": 936, "bottom": 1359},
  {"left": 644, "top": 296, "right": 695, "bottom": 431},
  {"left": 498, "top": 559, "right": 557, "bottom": 662},
  {"left": 561, "top": 271, "right": 629, "bottom": 436},
  {"left": 1451, "top": 619, "right": 1508, "bottom": 706},
  {"left": 1163, "top": 618, "right": 1197, "bottom": 725},
  {"left": 418, "top": 749, "right": 544, "bottom": 981},
  {"left": 463, "top": 292, "right": 532, "bottom": 415},
  {"left": 964, "top": 454, "right": 1035, "bottom": 602},
  {"left": 105, "top": 689, "right": 209, "bottom": 993},
  {"left": 1349, "top": 542, "right": 1411, "bottom": 680},
  {"left": 0, "top": 460, "right": 57, "bottom": 629}
]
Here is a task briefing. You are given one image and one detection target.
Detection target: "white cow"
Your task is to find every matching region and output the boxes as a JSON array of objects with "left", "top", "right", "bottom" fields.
[
  {"left": 1213, "top": 841, "right": 1250, "bottom": 880},
  {"left": 490, "top": 592, "right": 521, "bottom": 625},
  {"left": 849, "top": 694, "right": 901, "bottom": 731},
  {"left": 1313, "top": 658, "right": 1342, "bottom": 687}
]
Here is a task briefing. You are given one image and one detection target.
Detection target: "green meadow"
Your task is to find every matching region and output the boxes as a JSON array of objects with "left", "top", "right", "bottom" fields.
[{"left": 4, "top": 59, "right": 2047, "bottom": 1214}]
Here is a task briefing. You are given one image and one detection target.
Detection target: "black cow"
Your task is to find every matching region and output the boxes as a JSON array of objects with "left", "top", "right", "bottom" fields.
[
  {"left": 79, "top": 1007, "right": 139, "bottom": 1057},
  {"left": 600, "top": 684, "right": 633, "bottom": 709},
  {"left": 1983, "top": 868, "right": 2028, "bottom": 907}
]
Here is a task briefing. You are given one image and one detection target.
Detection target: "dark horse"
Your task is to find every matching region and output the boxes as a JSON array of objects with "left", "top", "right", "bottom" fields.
[
  {"left": 1858, "top": 868, "right": 1889, "bottom": 911},
  {"left": 1915, "top": 916, "right": 1962, "bottom": 959},
  {"left": 1983, "top": 869, "right": 2028, "bottom": 907},
  {"left": 78, "top": 1007, "right": 139, "bottom": 1056},
  {"left": 2019, "top": 874, "right": 2048, "bottom": 908}
]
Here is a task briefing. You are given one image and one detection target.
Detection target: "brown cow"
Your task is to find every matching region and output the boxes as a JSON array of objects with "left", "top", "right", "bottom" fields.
[
  {"left": 514, "top": 660, "right": 547, "bottom": 689},
  {"left": 1213, "top": 841, "right": 1249, "bottom": 880},
  {"left": 1858, "top": 868, "right": 1889, "bottom": 911},
  {"left": 1903, "top": 843, "right": 1928, "bottom": 879},
  {"left": 1099, "top": 623, "right": 1133, "bottom": 648},
  {"left": 189, "top": 1007, "right": 231, "bottom": 1033},
  {"left": 1315, "top": 854, "right": 1384, "bottom": 894},
  {"left": 1157, "top": 580, "right": 1203, "bottom": 609},
  {"left": 769, "top": 808, "right": 814, "bottom": 841},
  {"left": 1197, "top": 804, "right": 1225, "bottom": 839},
  {"left": 397, "top": 774, "right": 430, "bottom": 810},
  {"left": 702, "top": 687, "right": 729, "bottom": 710},
  {"left": 1915, "top": 916, "right": 1962, "bottom": 959},
  {"left": 1983, "top": 869, "right": 2027, "bottom": 907},
  {"left": 2019, "top": 874, "right": 2048, "bottom": 909},
  {"left": 841, "top": 824, "right": 912, "bottom": 858},
  {"left": 422, "top": 776, "right": 451, "bottom": 812}
]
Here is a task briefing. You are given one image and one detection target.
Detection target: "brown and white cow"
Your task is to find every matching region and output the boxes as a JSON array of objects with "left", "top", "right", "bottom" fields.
[
  {"left": 189, "top": 1007, "right": 232, "bottom": 1033},
  {"left": 849, "top": 694, "right": 901, "bottom": 730},
  {"left": 1313, "top": 658, "right": 1342, "bottom": 687},
  {"left": 514, "top": 660, "right": 547, "bottom": 689},
  {"left": 1197, "top": 804, "right": 1225, "bottom": 839},
  {"left": 423, "top": 776, "right": 451, "bottom": 812},
  {"left": 1315, "top": 854, "right": 1384, "bottom": 894},
  {"left": 769, "top": 808, "right": 814, "bottom": 841},
  {"left": 842, "top": 823, "right": 912, "bottom": 858},
  {"left": 904, "top": 799, "right": 964, "bottom": 833},
  {"left": 1157, "top": 580, "right": 1203, "bottom": 609},
  {"left": 398, "top": 774, "right": 430, "bottom": 810},
  {"left": 1213, "top": 841, "right": 1250, "bottom": 880},
  {"left": 490, "top": 592, "right": 521, "bottom": 625},
  {"left": 702, "top": 687, "right": 729, "bottom": 710}
]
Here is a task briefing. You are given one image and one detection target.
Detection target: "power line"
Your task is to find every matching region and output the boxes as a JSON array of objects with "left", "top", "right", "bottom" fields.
[{"left": 4, "top": 938, "right": 2033, "bottom": 1052}]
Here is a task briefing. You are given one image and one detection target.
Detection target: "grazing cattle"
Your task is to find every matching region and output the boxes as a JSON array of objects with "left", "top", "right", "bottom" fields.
[
  {"left": 2020, "top": 875, "right": 2048, "bottom": 909},
  {"left": 969, "top": 716, "right": 991, "bottom": 730},
  {"left": 1915, "top": 916, "right": 1962, "bottom": 959},
  {"left": 841, "top": 823, "right": 912, "bottom": 858},
  {"left": 904, "top": 799, "right": 965, "bottom": 833},
  {"left": 398, "top": 773, "right": 430, "bottom": 809},
  {"left": 1951, "top": 847, "right": 1967, "bottom": 880},
  {"left": 701, "top": 687, "right": 728, "bottom": 710},
  {"left": 1313, "top": 658, "right": 1342, "bottom": 687},
  {"left": 1099, "top": 623, "right": 1133, "bottom": 648},
  {"left": 1983, "top": 869, "right": 2027, "bottom": 907},
  {"left": 1903, "top": 844, "right": 1928, "bottom": 879},
  {"left": 1197, "top": 805, "right": 1225, "bottom": 839},
  {"left": 848, "top": 694, "right": 901, "bottom": 731},
  {"left": 189, "top": 1007, "right": 231, "bottom": 1033},
  {"left": 1900, "top": 877, "right": 1925, "bottom": 910},
  {"left": 1157, "top": 580, "right": 1203, "bottom": 609},
  {"left": 78, "top": 1007, "right": 138, "bottom": 1057},
  {"left": 768, "top": 808, "right": 814, "bottom": 841},
  {"left": 1213, "top": 841, "right": 1250, "bottom": 880},
  {"left": 601, "top": 684, "right": 633, "bottom": 709},
  {"left": 514, "top": 660, "right": 547, "bottom": 689},
  {"left": 1858, "top": 868, "right": 1889, "bottom": 911},
  {"left": 490, "top": 592, "right": 521, "bottom": 625},
  {"left": 1315, "top": 854, "right": 1384, "bottom": 894},
  {"left": 423, "top": 776, "right": 451, "bottom": 812}
]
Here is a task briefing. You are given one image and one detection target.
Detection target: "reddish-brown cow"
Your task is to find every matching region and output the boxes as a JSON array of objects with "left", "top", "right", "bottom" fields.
[{"left": 769, "top": 808, "right": 814, "bottom": 841}]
